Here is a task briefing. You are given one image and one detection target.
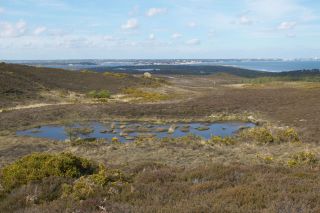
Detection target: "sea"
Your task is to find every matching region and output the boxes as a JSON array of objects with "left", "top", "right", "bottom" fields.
[{"left": 4, "top": 59, "right": 320, "bottom": 72}]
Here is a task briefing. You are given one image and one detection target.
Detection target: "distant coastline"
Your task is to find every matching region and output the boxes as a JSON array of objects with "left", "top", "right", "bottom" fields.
[{"left": 3, "top": 59, "right": 320, "bottom": 73}]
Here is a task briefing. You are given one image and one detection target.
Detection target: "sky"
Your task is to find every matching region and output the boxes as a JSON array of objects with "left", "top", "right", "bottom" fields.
[{"left": 0, "top": 0, "right": 320, "bottom": 59}]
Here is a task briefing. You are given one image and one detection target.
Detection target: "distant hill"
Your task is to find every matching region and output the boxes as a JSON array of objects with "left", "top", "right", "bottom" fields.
[
  {"left": 0, "top": 63, "right": 154, "bottom": 108},
  {"left": 90, "top": 65, "right": 320, "bottom": 79},
  {"left": 91, "top": 65, "right": 269, "bottom": 77}
]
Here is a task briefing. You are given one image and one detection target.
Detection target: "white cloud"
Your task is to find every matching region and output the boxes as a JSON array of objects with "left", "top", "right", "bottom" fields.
[
  {"left": 236, "top": 15, "right": 253, "bottom": 25},
  {"left": 0, "top": 7, "right": 4, "bottom": 14},
  {"left": 146, "top": 8, "right": 167, "bottom": 17},
  {"left": 121, "top": 18, "right": 139, "bottom": 30},
  {"left": 246, "top": 0, "right": 296, "bottom": 18},
  {"left": 33, "top": 26, "right": 47, "bottom": 35},
  {"left": 0, "top": 20, "right": 27, "bottom": 38},
  {"left": 187, "top": 21, "right": 197, "bottom": 28},
  {"left": 149, "top": 33, "right": 155, "bottom": 40},
  {"left": 186, "top": 38, "right": 200, "bottom": 45},
  {"left": 277, "top": 21, "right": 296, "bottom": 30},
  {"left": 172, "top": 33, "right": 182, "bottom": 39},
  {"left": 246, "top": 0, "right": 317, "bottom": 22}
]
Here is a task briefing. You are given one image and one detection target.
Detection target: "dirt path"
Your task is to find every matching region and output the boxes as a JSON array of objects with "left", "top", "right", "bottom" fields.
[{"left": 0, "top": 102, "right": 74, "bottom": 113}]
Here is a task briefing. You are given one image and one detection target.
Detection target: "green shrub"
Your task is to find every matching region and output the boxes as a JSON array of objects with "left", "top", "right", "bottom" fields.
[
  {"left": 287, "top": 151, "right": 318, "bottom": 167},
  {"left": 0, "top": 153, "right": 97, "bottom": 191},
  {"left": 240, "top": 126, "right": 302, "bottom": 144},
  {"left": 239, "top": 127, "right": 274, "bottom": 144},
  {"left": 87, "top": 90, "right": 111, "bottom": 99},
  {"left": 62, "top": 164, "right": 129, "bottom": 200},
  {"left": 208, "top": 136, "right": 236, "bottom": 145},
  {"left": 276, "top": 128, "right": 300, "bottom": 143},
  {"left": 122, "top": 88, "right": 170, "bottom": 102},
  {"left": 103, "top": 72, "right": 128, "bottom": 78},
  {"left": 62, "top": 177, "right": 98, "bottom": 200},
  {"left": 173, "top": 134, "right": 203, "bottom": 145}
]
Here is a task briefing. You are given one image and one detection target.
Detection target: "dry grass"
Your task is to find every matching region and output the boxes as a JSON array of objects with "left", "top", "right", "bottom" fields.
[
  {"left": 122, "top": 88, "right": 171, "bottom": 102},
  {"left": 65, "top": 135, "right": 320, "bottom": 169},
  {"left": 241, "top": 81, "right": 320, "bottom": 89},
  {"left": 0, "top": 133, "right": 320, "bottom": 212},
  {"left": 1, "top": 160, "right": 319, "bottom": 212},
  {"left": 103, "top": 72, "right": 129, "bottom": 78}
]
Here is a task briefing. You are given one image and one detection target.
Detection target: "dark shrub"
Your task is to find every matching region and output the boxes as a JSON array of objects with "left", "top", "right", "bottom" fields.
[
  {"left": 1, "top": 153, "right": 97, "bottom": 191},
  {"left": 87, "top": 90, "right": 111, "bottom": 99}
]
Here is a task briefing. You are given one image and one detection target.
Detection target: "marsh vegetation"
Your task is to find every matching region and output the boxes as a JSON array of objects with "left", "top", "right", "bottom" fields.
[{"left": 1, "top": 63, "right": 320, "bottom": 212}]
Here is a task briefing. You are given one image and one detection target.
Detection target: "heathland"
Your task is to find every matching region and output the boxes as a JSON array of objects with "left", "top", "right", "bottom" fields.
[{"left": 0, "top": 62, "right": 320, "bottom": 212}]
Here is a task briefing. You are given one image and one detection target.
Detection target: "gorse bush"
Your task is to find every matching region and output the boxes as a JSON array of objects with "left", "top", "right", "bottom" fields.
[
  {"left": 287, "top": 151, "right": 318, "bottom": 167},
  {"left": 0, "top": 153, "right": 97, "bottom": 191},
  {"left": 239, "top": 127, "right": 301, "bottom": 144},
  {"left": 276, "top": 128, "right": 300, "bottom": 143},
  {"left": 208, "top": 136, "right": 236, "bottom": 145},
  {"left": 87, "top": 90, "right": 111, "bottom": 99},
  {"left": 239, "top": 127, "right": 274, "bottom": 144},
  {"left": 0, "top": 154, "right": 130, "bottom": 211},
  {"left": 62, "top": 164, "right": 129, "bottom": 200}
]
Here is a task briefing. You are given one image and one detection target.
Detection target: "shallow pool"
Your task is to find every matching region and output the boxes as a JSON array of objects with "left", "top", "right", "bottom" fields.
[{"left": 16, "top": 121, "right": 255, "bottom": 142}]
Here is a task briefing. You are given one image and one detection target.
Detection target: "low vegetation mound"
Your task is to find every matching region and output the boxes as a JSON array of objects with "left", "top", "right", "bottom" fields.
[
  {"left": 87, "top": 90, "right": 111, "bottom": 99},
  {"left": 103, "top": 72, "right": 129, "bottom": 78},
  {"left": 62, "top": 164, "right": 129, "bottom": 200},
  {"left": 239, "top": 127, "right": 301, "bottom": 144},
  {"left": 287, "top": 151, "right": 318, "bottom": 167},
  {"left": 0, "top": 153, "right": 97, "bottom": 191},
  {"left": 122, "top": 87, "right": 170, "bottom": 102},
  {"left": 0, "top": 153, "right": 130, "bottom": 211}
]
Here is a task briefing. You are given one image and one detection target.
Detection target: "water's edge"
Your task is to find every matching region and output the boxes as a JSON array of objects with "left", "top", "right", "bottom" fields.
[{"left": 17, "top": 121, "right": 256, "bottom": 143}]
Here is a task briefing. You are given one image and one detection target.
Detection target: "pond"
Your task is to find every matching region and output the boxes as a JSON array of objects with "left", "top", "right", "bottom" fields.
[{"left": 16, "top": 121, "right": 256, "bottom": 142}]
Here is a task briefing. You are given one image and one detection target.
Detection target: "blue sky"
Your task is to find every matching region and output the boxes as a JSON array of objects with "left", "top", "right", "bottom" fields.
[{"left": 0, "top": 0, "right": 319, "bottom": 59}]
